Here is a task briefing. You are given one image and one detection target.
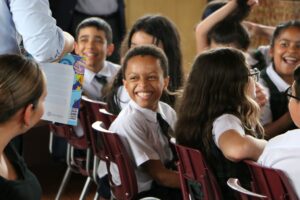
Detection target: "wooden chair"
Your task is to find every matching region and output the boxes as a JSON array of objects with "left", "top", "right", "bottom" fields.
[
  {"left": 174, "top": 143, "right": 222, "bottom": 200},
  {"left": 227, "top": 160, "right": 298, "bottom": 200}
]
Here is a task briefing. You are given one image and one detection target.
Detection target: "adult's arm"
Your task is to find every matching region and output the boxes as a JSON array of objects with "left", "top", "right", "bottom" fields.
[
  {"left": 9, "top": 0, "right": 74, "bottom": 62},
  {"left": 195, "top": 0, "right": 238, "bottom": 54}
]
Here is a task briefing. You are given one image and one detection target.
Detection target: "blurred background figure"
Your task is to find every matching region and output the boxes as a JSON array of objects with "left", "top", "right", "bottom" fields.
[{"left": 50, "top": 0, "right": 126, "bottom": 64}]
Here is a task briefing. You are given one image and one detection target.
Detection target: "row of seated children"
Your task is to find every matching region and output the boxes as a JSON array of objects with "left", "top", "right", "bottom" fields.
[
  {"left": 50, "top": 2, "right": 300, "bottom": 199},
  {"left": 100, "top": 1, "right": 300, "bottom": 199}
]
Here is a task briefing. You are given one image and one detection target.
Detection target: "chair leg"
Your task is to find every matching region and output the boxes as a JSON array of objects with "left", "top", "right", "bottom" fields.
[
  {"left": 49, "top": 131, "right": 54, "bottom": 154},
  {"left": 55, "top": 167, "right": 72, "bottom": 200},
  {"left": 79, "top": 177, "right": 93, "bottom": 200},
  {"left": 93, "top": 191, "right": 100, "bottom": 200}
]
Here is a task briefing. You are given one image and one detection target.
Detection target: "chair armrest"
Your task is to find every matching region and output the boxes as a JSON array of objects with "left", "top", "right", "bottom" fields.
[{"left": 227, "top": 178, "right": 267, "bottom": 198}]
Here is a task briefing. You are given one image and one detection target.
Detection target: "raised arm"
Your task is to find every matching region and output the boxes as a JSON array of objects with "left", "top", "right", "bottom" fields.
[
  {"left": 243, "top": 21, "right": 275, "bottom": 39},
  {"left": 218, "top": 130, "right": 267, "bottom": 162},
  {"left": 195, "top": 0, "right": 238, "bottom": 54}
]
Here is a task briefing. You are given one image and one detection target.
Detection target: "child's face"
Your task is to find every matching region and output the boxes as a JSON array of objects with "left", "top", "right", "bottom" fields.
[
  {"left": 270, "top": 27, "right": 300, "bottom": 83},
  {"left": 75, "top": 27, "right": 114, "bottom": 73},
  {"left": 288, "top": 83, "right": 300, "bottom": 127},
  {"left": 123, "top": 55, "right": 169, "bottom": 111},
  {"left": 130, "top": 31, "right": 164, "bottom": 49}
]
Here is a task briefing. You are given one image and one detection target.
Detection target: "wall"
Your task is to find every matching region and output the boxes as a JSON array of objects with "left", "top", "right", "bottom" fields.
[
  {"left": 124, "top": 0, "right": 206, "bottom": 75},
  {"left": 124, "top": 0, "right": 300, "bottom": 75}
]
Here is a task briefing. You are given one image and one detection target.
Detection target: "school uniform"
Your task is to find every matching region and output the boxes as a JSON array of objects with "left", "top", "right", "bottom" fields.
[
  {"left": 74, "top": 61, "right": 120, "bottom": 136},
  {"left": 83, "top": 61, "right": 120, "bottom": 101},
  {"left": 211, "top": 114, "right": 251, "bottom": 199},
  {"left": 109, "top": 100, "right": 177, "bottom": 192},
  {"left": 259, "top": 64, "right": 290, "bottom": 125},
  {"left": 258, "top": 129, "right": 300, "bottom": 198}
]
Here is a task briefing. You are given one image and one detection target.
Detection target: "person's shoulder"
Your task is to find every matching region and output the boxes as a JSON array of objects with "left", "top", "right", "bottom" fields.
[
  {"left": 116, "top": 102, "right": 145, "bottom": 123},
  {"left": 159, "top": 101, "right": 175, "bottom": 113},
  {"left": 215, "top": 114, "right": 241, "bottom": 124},
  {"left": 268, "top": 129, "right": 300, "bottom": 145},
  {"left": 106, "top": 61, "right": 121, "bottom": 71}
]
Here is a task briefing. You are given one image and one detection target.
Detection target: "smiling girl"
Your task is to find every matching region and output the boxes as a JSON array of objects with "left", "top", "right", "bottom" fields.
[{"left": 260, "top": 20, "right": 300, "bottom": 139}]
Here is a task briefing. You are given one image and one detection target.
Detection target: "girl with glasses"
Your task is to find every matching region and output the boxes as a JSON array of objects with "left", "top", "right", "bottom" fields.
[
  {"left": 175, "top": 48, "right": 267, "bottom": 199},
  {"left": 259, "top": 20, "right": 300, "bottom": 139}
]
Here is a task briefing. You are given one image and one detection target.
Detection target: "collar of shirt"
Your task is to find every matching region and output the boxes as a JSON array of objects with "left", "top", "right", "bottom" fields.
[
  {"left": 266, "top": 64, "right": 290, "bottom": 92},
  {"left": 128, "top": 100, "right": 164, "bottom": 124},
  {"left": 125, "top": 99, "right": 176, "bottom": 131},
  {"left": 84, "top": 61, "right": 115, "bottom": 84}
]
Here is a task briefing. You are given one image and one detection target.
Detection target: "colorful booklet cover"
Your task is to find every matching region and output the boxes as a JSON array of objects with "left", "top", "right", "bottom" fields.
[{"left": 40, "top": 54, "right": 85, "bottom": 125}]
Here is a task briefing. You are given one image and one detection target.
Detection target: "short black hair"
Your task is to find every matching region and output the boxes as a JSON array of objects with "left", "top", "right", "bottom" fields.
[
  {"left": 75, "top": 17, "right": 113, "bottom": 44},
  {"left": 122, "top": 45, "right": 169, "bottom": 79},
  {"left": 208, "top": 21, "right": 250, "bottom": 51}
]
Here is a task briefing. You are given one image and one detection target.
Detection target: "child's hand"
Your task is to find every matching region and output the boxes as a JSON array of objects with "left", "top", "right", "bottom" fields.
[
  {"left": 247, "top": 0, "right": 258, "bottom": 7},
  {"left": 255, "top": 82, "right": 268, "bottom": 107}
]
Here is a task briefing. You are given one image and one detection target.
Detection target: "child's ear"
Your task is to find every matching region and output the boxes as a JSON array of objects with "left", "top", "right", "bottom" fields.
[
  {"left": 163, "top": 76, "right": 170, "bottom": 90},
  {"left": 106, "top": 44, "right": 115, "bottom": 57},
  {"left": 74, "top": 42, "right": 80, "bottom": 55}
]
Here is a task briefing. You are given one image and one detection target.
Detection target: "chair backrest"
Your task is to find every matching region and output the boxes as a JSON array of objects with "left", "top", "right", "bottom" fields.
[
  {"left": 80, "top": 95, "right": 109, "bottom": 153},
  {"left": 92, "top": 121, "right": 138, "bottom": 200},
  {"left": 244, "top": 160, "right": 298, "bottom": 200},
  {"left": 175, "top": 144, "right": 222, "bottom": 200}
]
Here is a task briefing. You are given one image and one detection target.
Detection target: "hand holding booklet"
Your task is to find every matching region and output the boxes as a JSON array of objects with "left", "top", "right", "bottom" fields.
[{"left": 40, "top": 54, "right": 85, "bottom": 126}]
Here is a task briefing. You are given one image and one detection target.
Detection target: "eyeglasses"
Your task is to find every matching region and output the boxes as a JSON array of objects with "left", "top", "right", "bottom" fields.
[
  {"left": 248, "top": 68, "right": 260, "bottom": 82},
  {"left": 285, "top": 87, "right": 300, "bottom": 101}
]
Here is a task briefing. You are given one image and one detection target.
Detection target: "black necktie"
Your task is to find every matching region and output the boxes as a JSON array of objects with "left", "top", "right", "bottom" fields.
[
  {"left": 156, "top": 113, "right": 178, "bottom": 162},
  {"left": 95, "top": 75, "right": 107, "bottom": 85}
]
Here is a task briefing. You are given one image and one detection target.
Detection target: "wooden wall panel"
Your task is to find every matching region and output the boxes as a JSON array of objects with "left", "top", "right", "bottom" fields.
[
  {"left": 124, "top": 0, "right": 206, "bottom": 75},
  {"left": 248, "top": 0, "right": 300, "bottom": 47}
]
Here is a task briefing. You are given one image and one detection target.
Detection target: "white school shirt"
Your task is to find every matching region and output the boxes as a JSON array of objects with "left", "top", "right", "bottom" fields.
[
  {"left": 109, "top": 100, "right": 177, "bottom": 192},
  {"left": 259, "top": 64, "right": 290, "bottom": 125},
  {"left": 212, "top": 114, "right": 245, "bottom": 148},
  {"left": 116, "top": 85, "right": 130, "bottom": 110},
  {"left": 83, "top": 61, "right": 120, "bottom": 101},
  {"left": 258, "top": 129, "right": 300, "bottom": 198},
  {"left": 0, "top": 0, "right": 64, "bottom": 62}
]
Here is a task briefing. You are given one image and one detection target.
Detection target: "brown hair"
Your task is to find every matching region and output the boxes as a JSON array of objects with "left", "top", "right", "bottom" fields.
[
  {"left": 175, "top": 48, "right": 263, "bottom": 156},
  {"left": 0, "top": 54, "right": 44, "bottom": 123}
]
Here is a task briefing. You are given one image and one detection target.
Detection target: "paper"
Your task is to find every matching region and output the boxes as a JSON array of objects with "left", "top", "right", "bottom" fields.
[{"left": 41, "top": 54, "right": 85, "bottom": 125}]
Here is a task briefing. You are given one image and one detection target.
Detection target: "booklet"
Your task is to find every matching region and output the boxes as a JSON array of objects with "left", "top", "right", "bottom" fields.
[{"left": 40, "top": 54, "right": 85, "bottom": 126}]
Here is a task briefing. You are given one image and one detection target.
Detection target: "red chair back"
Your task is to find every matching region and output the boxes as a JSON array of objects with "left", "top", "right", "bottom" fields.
[
  {"left": 175, "top": 144, "right": 222, "bottom": 200},
  {"left": 244, "top": 160, "right": 298, "bottom": 200},
  {"left": 92, "top": 121, "right": 138, "bottom": 200},
  {"left": 80, "top": 96, "right": 109, "bottom": 155}
]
